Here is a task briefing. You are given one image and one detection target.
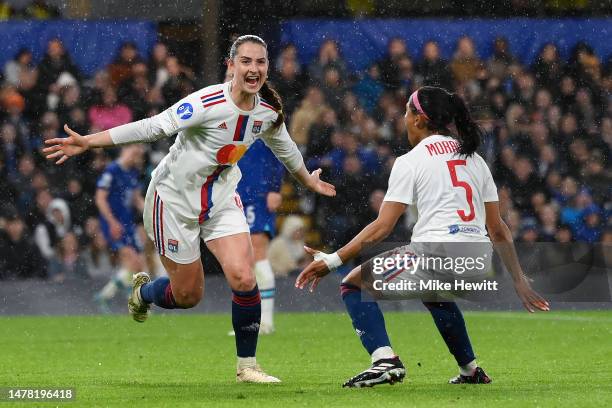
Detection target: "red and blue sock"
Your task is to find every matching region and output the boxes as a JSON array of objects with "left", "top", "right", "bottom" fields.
[
  {"left": 232, "top": 285, "right": 261, "bottom": 358},
  {"left": 340, "top": 283, "right": 391, "bottom": 355},
  {"left": 422, "top": 301, "right": 475, "bottom": 366},
  {"left": 139, "top": 277, "right": 177, "bottom": 309}
]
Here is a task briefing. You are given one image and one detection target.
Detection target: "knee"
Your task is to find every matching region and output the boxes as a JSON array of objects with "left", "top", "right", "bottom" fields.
[
  {"left": 227, "top": 264, "right": 257, "bottom": 292},
  {"left": 341, "top": 266, "right": 361, "bottom": 286},
  {"left": 173, "top": 286, "right": 203, "bottom": 308}
]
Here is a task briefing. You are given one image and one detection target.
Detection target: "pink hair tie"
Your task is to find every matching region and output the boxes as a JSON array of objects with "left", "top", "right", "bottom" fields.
[{"left": 410, "top": 89, "right": 430, "bottom": 120}]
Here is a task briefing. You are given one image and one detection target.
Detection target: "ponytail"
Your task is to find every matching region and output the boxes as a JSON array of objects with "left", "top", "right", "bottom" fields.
[
  {"left": 259, "top": 81, "right": 285, "bottom": 130},
  {"left": 450, "top": 93, "right": 482, "bottom": 156}
]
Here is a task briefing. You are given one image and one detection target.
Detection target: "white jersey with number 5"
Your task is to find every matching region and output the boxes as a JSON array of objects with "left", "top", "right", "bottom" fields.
[{"left": 384, "top": 134, "right": 498, "bottom": 242}]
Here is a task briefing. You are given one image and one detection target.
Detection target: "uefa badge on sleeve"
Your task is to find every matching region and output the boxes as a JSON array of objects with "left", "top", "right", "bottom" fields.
[
  {"left": 168, "top": 239, "right": 179, "bottom": 253},
  {"left": 252, "top": 120, "right": 263, "bottom": 134}
]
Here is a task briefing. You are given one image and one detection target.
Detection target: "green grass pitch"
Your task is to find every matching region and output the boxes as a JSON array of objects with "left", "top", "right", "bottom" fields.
[{"left": 2, "top": 311, "right": 611, "bottom": 407}]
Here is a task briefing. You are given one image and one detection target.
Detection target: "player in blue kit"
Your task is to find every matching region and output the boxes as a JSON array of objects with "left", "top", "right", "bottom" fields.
[
  {"left": 94, "top": 145, "right": 147, "bottom": 308},
  {"left": 236, "top": 139, "right": 285, "bottom": 334}
]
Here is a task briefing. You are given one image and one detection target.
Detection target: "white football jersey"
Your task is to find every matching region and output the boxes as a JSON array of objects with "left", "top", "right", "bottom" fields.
[
  {"left": 149, "top": 82, "right": 303, "bottom": 224},
  {"left": 384, "top": 135, "right": 498, "bottom": 242}
]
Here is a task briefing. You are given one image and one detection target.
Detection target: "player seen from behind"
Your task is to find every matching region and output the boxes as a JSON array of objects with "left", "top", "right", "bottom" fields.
[{"left": 296, "top": 86, "right": 549, "bottom": 388}]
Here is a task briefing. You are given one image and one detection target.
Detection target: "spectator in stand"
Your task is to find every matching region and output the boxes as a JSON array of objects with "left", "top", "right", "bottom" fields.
[
  {"left": 321, "top": 65, "right": 346, "bottom": 112},
  {"left": 0, "top": 213, "right": 46, "bottom": 279},
  {"left": 532, "top": 43, "right": 564, "bottom": 92},
  {"left": 289, "top": 86, "right": 327, "bottom": 148},
  {"left": 34, "top": 197, "right": 72, "bottom": 276},
  {"left": 147, "top": 42, "right": 170, "bottom": 88},
  {"left": 108, "top": 42, "right": 143, "bottom": 88},
  {"left": 487, "top": 37, "right": 517, "bottom": 80},
  {"left": 353, "top": 63, "right": 385, "bottom": 114},
  {"left": 118, "top": 62, "right": 152, "bottom": 120},
  {"left": 3, "top": 48, "right": 36, "bottom": 87},
  {"left": 416, "top": 40, "right": 453, "bottom": 90},
  {"left": 35, "top": 39, "right": 81, "bottom": 107},
  {"left": 63, "top": 177, "right": 95, "bottom": 229},
  {"left": 273, "top": 56, "right": 305, "bottom": 119},
  {"left": 508, "top": 156, "right": 545, "bottom": 213},
  {"left": 268, "top": 216, "right": 307, "bottom": 277},
  {"left": 307, "top": 108, "right": 338, "bottom": 158},
  {"left": 161, "top": 56, "right": 195, "bottom": 104},
  {"left": 308, "top": 39, "right": 348, "bottom": 85},
  {"left": 0, "top": 123, "right": 24, "bottom": 181},
  {"left": 83, "top": 232, "right": 113, "bottom": 280},
  {"left": 538, "top": 204, "right": 560, "bottom": 242},
  {"left": 53, "top": 231, "right": 88, "bottom": 281},
  {"left": 88, "top": 87, "right": 132, "bottom": 131},
  {"left": 450, "top": 36, "right": 482, "bottom": 85},
  {"left": 575, "top": 205, "right": 604, "bottom": 243},
  {"left": 376, "top": 37, "right": 409, "bottom": 90}
]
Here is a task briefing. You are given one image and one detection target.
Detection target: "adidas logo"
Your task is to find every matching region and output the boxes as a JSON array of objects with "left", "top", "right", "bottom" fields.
[
  {"left": 355, "top": 329, "right": 365, "bottom": 337},
  {"left": 240, "top": 323, "right": 260, "bottom": 332},
  {"left": 217, "top": 122, "right": 228, "bottom": 129}
]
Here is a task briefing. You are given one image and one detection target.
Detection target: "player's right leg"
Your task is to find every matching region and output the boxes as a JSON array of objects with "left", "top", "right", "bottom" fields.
[
  {"left": 339, "top": 265, "right": 405, "bottom": 388},
  {"left": 130, "top": 187, "right": 205, "bottom": 322},
  {"left": 422, "top": 300, "right": 491, "bottom": 384}
]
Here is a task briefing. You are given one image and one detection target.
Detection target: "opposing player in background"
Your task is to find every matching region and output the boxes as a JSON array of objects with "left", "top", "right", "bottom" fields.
[
  {"left": 236, "top": 139, "right": 285, "bottom": 334},
  {"left": 94, "top": 144, "right": 147, "bottom": 311},
  {"left": 296, "top": 86, "right": 549, "bottom": 387},
  {"left": 44, "top": 35, "right": 335, "bottom": 383}
]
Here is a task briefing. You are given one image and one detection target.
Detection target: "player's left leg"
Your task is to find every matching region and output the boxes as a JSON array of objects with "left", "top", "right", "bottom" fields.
[
  {"left": 251, "top": 232, "right": 275, "bottom": 334},
  {"left": 422, "top": 300, "right": 491, "bottom": 384},
  {"left": 206, "top": 232, "right": 280, "bottom": 383},
  {"left": 339, "top": 266, "right": 405, "bottom": 388}
]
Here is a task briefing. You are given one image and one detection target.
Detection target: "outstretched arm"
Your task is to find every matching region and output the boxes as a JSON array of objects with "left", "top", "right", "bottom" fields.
[
  {"left": 295, "top": 201, "right": 406, "bottom": 291},
  {"left": 260, "top": 123, "right": 335, "bottom": 197},
  {"left": 485, "top": 201, "right": 550, "bottom": 312},
  {"left": 44, "top": 93, "right": 201, "bottom": 165}
]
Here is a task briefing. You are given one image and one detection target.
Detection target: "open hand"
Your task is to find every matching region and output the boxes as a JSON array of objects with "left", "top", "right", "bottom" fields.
[
  {"left": 308, "top": 168, "right": 336, "bottom": 197},
  {"left": 295, "top": 246, "right": 331, "bottom": 292},
  {"left": 514, "top": 277, "right": 550, "bottom": 313},
  {"left": 43, "top": 124, "right": 90, "bottom": 165}
]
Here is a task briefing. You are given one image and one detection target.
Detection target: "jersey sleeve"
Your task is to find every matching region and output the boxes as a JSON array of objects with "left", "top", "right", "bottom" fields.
[
  {"left": 259, "top": 122, "right": 304, "bottom": 174},
  {"left": 267, "top": 146, "right": 286, "bottom": 192},
  {"left": 96, "top": 169, "right": 113, "bottom": 190},
  {"left": 109, "top": 90, "right": 208, "bottom": 145},
  {"left": 384, "top": 157, "right": 415, "bottom": 205}
]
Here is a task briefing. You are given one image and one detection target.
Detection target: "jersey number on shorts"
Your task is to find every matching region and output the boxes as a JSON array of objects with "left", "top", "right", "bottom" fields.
[
  {"left": 246, "top": 205, "right": 256, "bottom": 225},
  {"left": 446, "top": 160, "right": 475, "bottom": 222}
]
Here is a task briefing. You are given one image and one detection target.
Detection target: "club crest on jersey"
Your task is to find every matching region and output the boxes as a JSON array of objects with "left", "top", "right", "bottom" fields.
[
  {"left": 167, "top": 239, "right": 179, "bottom": 253},
  {"left": 252, "top": 120, "right": 263, "bottom": 134},
  {"left": 176, "top": 103, "right": 193, "bottom": 120}
]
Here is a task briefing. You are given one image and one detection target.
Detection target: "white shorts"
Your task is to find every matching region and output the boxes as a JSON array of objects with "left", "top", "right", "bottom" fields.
[{"left": 143, "top": 182, "right": 249, "bottom": 264}]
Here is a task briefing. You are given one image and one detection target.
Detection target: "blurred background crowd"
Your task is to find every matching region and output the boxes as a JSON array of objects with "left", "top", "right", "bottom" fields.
[{"left": 0, "top": 1, "right": 610, "bottom": 281}]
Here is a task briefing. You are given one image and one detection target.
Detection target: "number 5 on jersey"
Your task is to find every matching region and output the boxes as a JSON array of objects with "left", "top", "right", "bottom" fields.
[{"left": 446, "top": 160, "right": 475, "bottom": 222}]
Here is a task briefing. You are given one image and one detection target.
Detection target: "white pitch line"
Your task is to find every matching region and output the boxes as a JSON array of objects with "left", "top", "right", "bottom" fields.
[{"left": 469, "top": 313, "right": 612, "bottom": 324}]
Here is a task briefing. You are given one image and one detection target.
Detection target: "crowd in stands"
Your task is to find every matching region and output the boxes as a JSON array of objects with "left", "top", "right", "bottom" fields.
[{"left": 0, "top": 31, "right": 610, "bottom": 280}]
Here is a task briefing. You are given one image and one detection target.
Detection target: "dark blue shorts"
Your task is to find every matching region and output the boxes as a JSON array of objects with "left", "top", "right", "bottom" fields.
[
  {"left": 243, "top": 200, "right": 276, "bottom": 239},
  {"left": 99, "top": 218, "right": 141, "bottom": 252}
]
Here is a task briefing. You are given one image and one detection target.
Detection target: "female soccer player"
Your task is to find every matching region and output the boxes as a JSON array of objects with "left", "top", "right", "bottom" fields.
[
  {"left": 296, "top": 86, "right": 549, "bottom": 387},
  {"left": 44, "top": 35, "right": 335, "bottom": 383}
]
